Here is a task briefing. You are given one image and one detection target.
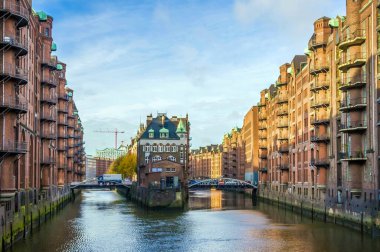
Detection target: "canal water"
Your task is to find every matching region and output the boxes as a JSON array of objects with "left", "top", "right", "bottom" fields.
[{"left": 11, "top": 190, "right": 380, "bottom": 252}]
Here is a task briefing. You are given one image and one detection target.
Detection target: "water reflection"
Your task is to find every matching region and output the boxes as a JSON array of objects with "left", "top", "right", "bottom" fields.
[
  {"left": 189, "top": 189, "right": 252, "bottom": 210},
  {"left": 11, "top": 190, "right": 380, "bottom": 252}
]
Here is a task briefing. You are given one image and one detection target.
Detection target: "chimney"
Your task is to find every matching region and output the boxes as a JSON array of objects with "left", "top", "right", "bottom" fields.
[{"left": 147, "top": 113, "right": 153, "bottom": 124}]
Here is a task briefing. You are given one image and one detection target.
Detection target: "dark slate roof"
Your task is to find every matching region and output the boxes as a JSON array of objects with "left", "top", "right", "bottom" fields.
[{"left": 140, "top": 116, "right": 180, "bottom": 140}]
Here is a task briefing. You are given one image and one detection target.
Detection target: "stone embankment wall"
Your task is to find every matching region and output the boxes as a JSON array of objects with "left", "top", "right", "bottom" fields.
[
  {"left": 128, "top": 185, "right": 184, "bottom": 208},
  {"left": 257, "top": 188, "right": 380, "bottom": 237},
  {"left": 0, "top": 190, "right": 78, "bottom": 252}
]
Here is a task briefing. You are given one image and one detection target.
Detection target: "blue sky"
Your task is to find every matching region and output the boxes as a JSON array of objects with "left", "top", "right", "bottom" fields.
[{"left": 33, "top": 0, "right": 345, "bottom": 155}]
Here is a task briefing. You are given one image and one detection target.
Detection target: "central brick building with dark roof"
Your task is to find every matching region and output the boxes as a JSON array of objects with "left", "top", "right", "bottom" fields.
[{"left": 137, "top": 113, "right": 190, "bottom": 189}]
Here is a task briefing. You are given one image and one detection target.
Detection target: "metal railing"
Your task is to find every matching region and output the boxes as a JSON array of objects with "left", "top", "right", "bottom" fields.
[
  {"left": 0, "top": 97, "right": 27, "bottom": 111},
  {"left": 339, "top": 52, "right": 367, "bottom": 65},
  {"left": 311, "top": 98, "right": 330, "bottom": 107},
  {"left": 311, "top": 134, "right": 330, "bottom": 142},
  {"left": 339, "top": 75, "right": 366, "bottom": 89},
  {"left": 0, "top": 63, "right": 28, "bottom": 81},
  {"left": 0, "top": 35, "right": 28, "bottom": 51},
  {"left": 0, "top": 2, "right": 29, "bottom": 23},
  {"left": 0, "top": 141, "right": 27, "bottom": 153},
  {"left": 340, "top": 97, "right": 367, "bottom": 108},
  {"left": 311, "top": 116, "right": 330, "bottom": 124},
  {"left": 339, "top": 29, "right": 366, "bottom": 44},
  {"left": 340, "top": 120, "right": 367, "bottom": 130},
  {"left": 41, "top": 74, "right": 58, "bottom": 86},
  {"left": 41, "top": 93, "right": 58, "bottom": 103},
  {"left": 40, "top": 113, "right": 56, "bottom": 121},
  {"left": 311, "top": 79, "right": 330, "bottom": 90},
  {"left": 339, "top": 151, "right": 366, "bottom": 159},
  {"left": 310, "top": 158, "right": 330, "bottom": 166}
]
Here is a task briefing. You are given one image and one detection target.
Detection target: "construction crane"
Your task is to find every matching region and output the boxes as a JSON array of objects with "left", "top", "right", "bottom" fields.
[{"left": 95, "top": 129, "right": 125, "bottom": 149}]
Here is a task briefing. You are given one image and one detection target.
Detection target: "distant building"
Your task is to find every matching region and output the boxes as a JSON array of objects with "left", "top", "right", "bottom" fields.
[
  {"left": 136, "top": 113, "right": 190, "bottom": 189},
  {"left": 85, "top": 156, "right": 97, "bottom": 180},
  {"left": 222, "top": 127, "right": 245, "bottom": 180},
  {"left": 242, "top": 106, "right": 259, "bottom": 183},
  {"left": 189, "top": 145, "right": 223, "bottom": 179},
  {"left": 85, "top": 155, "right": 113, "bottom": 177},
  {"left": 95, "top": 143, "right": 128, "bottom": 160}
]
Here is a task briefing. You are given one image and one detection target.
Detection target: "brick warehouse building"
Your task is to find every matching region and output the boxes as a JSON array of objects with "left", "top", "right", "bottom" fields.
[
  {"left": 190, "top": 106, "right": 259, "bottom": 183},
  {"left": 258, "top": 0, "right": 380, "bottom": 217},
  {"left": 0, "top": 0, "right": 85, "bottom": 233}
]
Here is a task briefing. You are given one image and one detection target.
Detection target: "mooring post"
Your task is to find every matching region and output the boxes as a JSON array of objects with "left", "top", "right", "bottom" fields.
[
  {"left": 361, "top": 212, "right": 364, "bottom": 234},
  {"left": 324, "top": 206, "right": 327, "bottom": 223}
]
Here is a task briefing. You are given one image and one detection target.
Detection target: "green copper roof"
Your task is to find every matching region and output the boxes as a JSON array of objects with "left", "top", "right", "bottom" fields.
[
  {"left": 304, "top": 48, "right": 311, "bottom": 56},
  {"left": 328, "top": 18, "right": 339, "bottom": 28},
  {"left": 37, "top": 11, "right": 47, "bottom": 21},
  {"left": 148, "top": 129, "right": 154, "bottom": 133},
  {"left": 159, "top": 127, "right": 169, "bottom": 133},
  {"left": 51, "top": 42, "right": 57, "bottom": 51},
  {"left": 287, "top": 67, "right": 293, "bottom": 75},
  {"left": 56, "top": 64, "right": 63, "bottom": 71},
  {"left": 176, "top": 119, "right": 187, "bottom": 133}
]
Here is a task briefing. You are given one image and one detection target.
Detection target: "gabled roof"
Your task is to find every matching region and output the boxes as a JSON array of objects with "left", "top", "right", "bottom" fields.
[{"left": 140, "top": 115, "right": 180, "bottom": 140}]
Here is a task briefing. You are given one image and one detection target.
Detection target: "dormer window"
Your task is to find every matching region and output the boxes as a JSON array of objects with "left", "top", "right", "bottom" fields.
[
  {"left": 148, "top": 129, "right": 154, "bottom": 138},
  {"left": 159, "top": 127, "right": 169, "bottom": 139}
]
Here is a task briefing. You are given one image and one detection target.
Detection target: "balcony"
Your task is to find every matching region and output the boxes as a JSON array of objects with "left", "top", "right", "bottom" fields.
[
  {"left": 41, "top": 158, "right": 56, "bottom": 165},
  {"left": 0, "top": 2, "right": 29, "bottom": 28},
  {"left": 58, "top": 162, "right": 68, "bottom": 169},
  {"left": 279, "top": 145, "right": 289, "bottom": 153},
  {"left": 275, "top": 81, "right": 288, "bottom": 87},
  {"left": 40, "top": 93, "right": 58, "bottom": 105},
  {"left": 41, "top": 75, "right": 58, "bottom": 87},
  {"left": 311, "top": 98, "right": 329, "bottom": 109},
  {"left": 257, "top": 102, "right": 266, "bottom": 108},
  {"left": 0, "top": 35, "right": 28, "bottom": 56},
  {"left": 258, "top": 115, "right": 267, "bottom": 121},
  {"left": 58, "top": 118, "right": 68, "bottom": 126},
  {"left": 338, "top": 52, "right": 366, "bottom": 72},
  {"left": 276, "top": 110, "right": 288, "bottom": 116},
  {"left": 276, "top": 96, "right": 288, "bottom": 104},
  {"left": 0, "top": 64, "right": 28, "bottom": 85},
  {"left": 258, "top": 134, "right": 267, "bottom": 140},
  {"left": 308, "top": 36, "right": 327, "bottom": 50},
  {"left": 311, "top": 116, "right": 330, "bottom": 125},
  {"left": 278, "top": 164, "right": 289, "bottom": 171},
  {"left": 258, "top": 123, "right": 267, "bottom": 130},
  {"left": 41, "top": 57, "right": 58, "bottom": 70},
  {"left": 0, "top": 97, "right": 27, "bottom": 114},
  {"left": 310, "top": 64, "right": 329, "bottom": 75},
  {"left": 58, "top": 104, "right": 69, "bottom": 114},
  {"left": 339, "top": 151, "right": 367, "bottom": 162},
  {"left": 57, "top": 145, "right": 68, "bottom": 151},
  {"left": 277, "top": 135, "right": 288, "bottom": 141},
  {"left": 58, "top": 132, "right": 69, "bottom": 139},
  {"left": 311, "top": 158, "right": 330, "bottom": 168},
  {"left": 41, "top": 131, "right": 57, "bottom": 140},
  {"left": 259, "top": 144, "right": 267, "bottom": 150},
  {"left": 277, "top": 121, "right": 288, "bottom": 128},
  {"left": 259, "top": 153, "right": 267, "bottom": 159},
  {"left": 338, "top": 29, "right": 366, "bottom": 50},
  {"left": 0, "top": 141, "right": 27, "bottom": 154},
  {"left": 58, "top": 94, "right": 69, "bottom": 101},
  {"left": 259, "top": 167, "right": 268, "bottom": 173},
  {"left": 40, "top": 113, "right": 57, "bottom": 122},
  {"left": 311, "top": 134, "right": 330, "bottom": 143},
  {"left": 310, "top": 79, "right": 329, "bottom": 92},
  {"left": 338, "top": 75, "right": 366, "bottom": 90},
  {"left": 339, "top": 120, "right": 367, "bottom": 133},
  {"left": 340, "top": 97, "right": 366, "bottom": 112}
]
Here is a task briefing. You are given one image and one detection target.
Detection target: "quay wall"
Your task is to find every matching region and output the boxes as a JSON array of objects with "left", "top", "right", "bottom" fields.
[
  {"left": 0, "top": 188, "right": 79, "bottom": 252},
  {"left": 257, "top": 188, "right": 380, "bottom": 237}
]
